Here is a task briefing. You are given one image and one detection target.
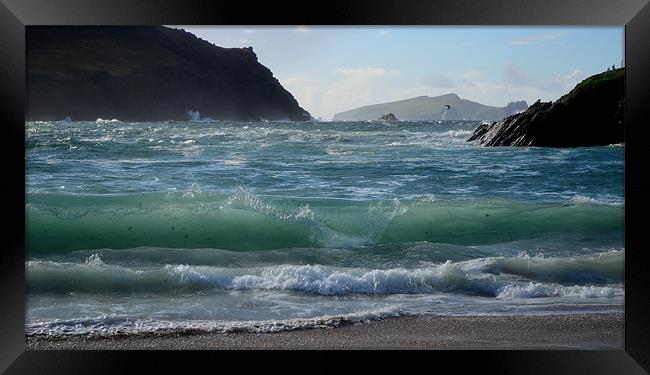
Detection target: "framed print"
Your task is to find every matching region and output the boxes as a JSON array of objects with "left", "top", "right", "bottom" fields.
[{"left": 1, "top": 0, "right": 649, "bottom": 373}]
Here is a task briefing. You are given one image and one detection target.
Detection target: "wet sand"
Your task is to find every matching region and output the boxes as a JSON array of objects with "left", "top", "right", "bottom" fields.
[{"left": 26, "top": 313, "right": 624, "bottom": 350}]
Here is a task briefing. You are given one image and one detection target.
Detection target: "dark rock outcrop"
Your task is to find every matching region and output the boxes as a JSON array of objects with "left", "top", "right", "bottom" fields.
[
  {"left": 26, "top": 26, "right": 311, "bottom": 122},
  {"left": 378, "top": 113, "right": 398, "bottom": 122},
  {"left": 467, "top": 68, "right": 624, "bottom": 147}
]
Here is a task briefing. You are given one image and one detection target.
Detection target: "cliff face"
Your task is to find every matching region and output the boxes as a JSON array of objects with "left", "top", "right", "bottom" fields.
[
  {"left": 26, "top": 26, "right": 311, "bottom": 122},
  {"left": 467, "top": 68, "right": 624, "bottom": 147},
  {"left": 332, "top": 94, "right": 527, "bottom": 122}
]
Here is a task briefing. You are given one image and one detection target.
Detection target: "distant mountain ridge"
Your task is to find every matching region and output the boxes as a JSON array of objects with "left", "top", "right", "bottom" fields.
[
  {"left": 332, "top": 94, "right": 527, "bottom": 121},
  {"left": 26, "top": 26, "right": 311, "bottom": 122}
]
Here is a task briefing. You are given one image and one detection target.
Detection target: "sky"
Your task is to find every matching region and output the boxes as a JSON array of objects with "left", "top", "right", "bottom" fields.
[{"left": 177, "top": 26, "right": 623, "bottom": 120}]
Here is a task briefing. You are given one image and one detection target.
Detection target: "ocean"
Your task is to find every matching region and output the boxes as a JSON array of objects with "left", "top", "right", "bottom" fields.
[{"left": 25, "top": 119, "right": 624, "bottom": 337}]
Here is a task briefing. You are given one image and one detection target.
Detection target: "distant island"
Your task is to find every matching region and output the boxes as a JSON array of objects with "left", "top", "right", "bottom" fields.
[
  {"left": 467, "top": 68, "right": 624, "bottom": 147},
  {"left": 26, "top": 26, "right": 311, "bottom": 122},
  {"left": 332, "top": 93, "right": 527, "bottom": 122}
]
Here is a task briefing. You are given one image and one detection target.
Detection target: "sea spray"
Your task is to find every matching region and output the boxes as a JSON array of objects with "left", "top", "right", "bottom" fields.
[{"left": 186, "top": 109, "right": 201, "bottom": 122}]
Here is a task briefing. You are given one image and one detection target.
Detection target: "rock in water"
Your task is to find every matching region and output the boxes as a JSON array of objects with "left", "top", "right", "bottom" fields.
[
  {"left": 378, "top": 113, "right": 399, "bottom": 122},
  {"left": 26, "top": 26, "right": 311, "bottom": 122},
  {"left": 467, "top": 68, "right": 624, "bottom": 147}
]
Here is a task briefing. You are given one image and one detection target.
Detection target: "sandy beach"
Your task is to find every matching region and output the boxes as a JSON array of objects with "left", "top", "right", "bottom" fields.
[{"left": 26, "top": 313, "right": 624, "bottom": 350}]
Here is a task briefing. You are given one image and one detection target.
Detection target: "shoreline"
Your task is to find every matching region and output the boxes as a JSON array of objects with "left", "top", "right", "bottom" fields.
[{"left": 26, "top": 313, "right": 624, "bottom": 350}]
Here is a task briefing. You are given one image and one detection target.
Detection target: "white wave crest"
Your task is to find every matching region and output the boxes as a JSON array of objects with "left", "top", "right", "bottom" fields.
[
  {"left": 497, "top": 283, "right": 622, "bottom": 299},
  {"left": 28, "top": 259, "right": 625, "bottom": 299},
  {"left": 26, "top": 306, "right": 405, "bottom": 337},
  {"left": 567, "top": 194, "right": 623, "bottom": 207},
  {"left": 95, "top": 118, "right": 120, "bottom": 123},
  {"left": 439, "top": 130, "right": 474, "bottom": 138}
]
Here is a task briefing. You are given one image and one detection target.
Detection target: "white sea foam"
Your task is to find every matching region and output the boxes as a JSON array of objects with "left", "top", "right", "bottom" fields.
[
  {"left": 27, "top": 256, "right": 624, "bottom": 298},
  {"left": 440, "top": 130, "right": 473, "bottom": 138},
  {"left": 224, "top": 158, "right": 245, "bottom": 166},
  {"left": 567, "top": 194, "right": 623, "bottom": 207},
  {"left": 497, "top": 283, "right": 622, "bottom": 299},
  {"left": 224, "top": 187, "right": 315, "bottom": 222},
  {"left": 186, "top": 109, "right": 216, "bottom": 123},
  {"left": 95, "top": 118, "right": 120, "bottom": 123},
  {"left": 186, "top": 110, "right": 201, "bottom": 121},
  {"left": 26, "top": 306, "right": 405, "bottom": 337}
]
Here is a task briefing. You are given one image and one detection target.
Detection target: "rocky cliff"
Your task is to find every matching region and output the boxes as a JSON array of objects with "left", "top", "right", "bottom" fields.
[
  {"left": 26, "top": 26, "right": 311, "bottom": 122},
  {"left": 332, "top": 93, "right": 527, "bottom": 121},
  {"left": 467, "top": 68, "right": 624, "bottom": 147}
]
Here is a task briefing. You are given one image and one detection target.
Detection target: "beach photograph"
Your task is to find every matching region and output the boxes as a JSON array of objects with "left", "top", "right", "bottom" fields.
[{"left": 25, "top": 26, "right": 624, "bottom": 349}]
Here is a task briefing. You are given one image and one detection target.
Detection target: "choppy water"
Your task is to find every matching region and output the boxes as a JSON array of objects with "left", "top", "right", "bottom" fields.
[{"left": 26, "top": 119, "right": 624, "bottom": 337}]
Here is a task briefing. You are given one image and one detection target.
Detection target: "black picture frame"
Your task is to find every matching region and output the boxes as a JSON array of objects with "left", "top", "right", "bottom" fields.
[{"left": 1, "top": 0, "right": 649, "bottom": 373}]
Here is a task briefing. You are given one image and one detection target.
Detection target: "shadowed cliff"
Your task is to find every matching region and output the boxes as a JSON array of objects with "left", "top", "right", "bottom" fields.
[
  {"left": 467, "top": 68, "right": 624, "bottom": 147},
  {"left": 26, "top": 26, "right": 311, "bottom": 122}
]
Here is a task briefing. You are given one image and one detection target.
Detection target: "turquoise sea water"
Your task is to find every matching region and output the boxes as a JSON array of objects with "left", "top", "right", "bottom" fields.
[{"left": 25, "top": 119, "right": 624, "bottom": 336}]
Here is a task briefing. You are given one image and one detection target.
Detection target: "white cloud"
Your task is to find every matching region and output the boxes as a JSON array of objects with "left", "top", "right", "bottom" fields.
[
  {"left": 243, "top": 29, "right": 256, "bottom": 34},
  {"left": 281, "top": 75, "right": 318, "bottom": 115},
  {"left": 497, "top": 64, "right": 583, "bottom": 101},
  {"left": 294, "top": 26, "right": 312, "bottom": 34},
  {"left": 282, "top": 76, "right": 302, "bottom": 86},
  {"left": 452, "top": 65, "right": 586, "bottom": 106},
  {"left": 555, "top": 69, "right": 583, "bottom": 83},
  {"left": 334, "top": 66, "right": 399, "bottom": 77},
  {"left": 550, "top": 69, "right": 585, "bottom": 92},
  {"left": 323, "top": 66, "right": 401, "bottom": 116},
  {"left": 279, "top": 66, "right": 401, "bottom": 119},
  {"left": 379, "top": 30, "right": 391, "bottom": 36},
  {"left": 397, "top": 67, "right": 542, "bottom": 107},
  {"left": 280, "top": 64, "right": 588, "bottom": 120},
  {"left": 457, "top": 69, "right": 507, "bottom": 101},
  {"left": 510, "top": 31, "right": 568, "bottom": 45},
  {"left": 502, "top": 61, "right": 537, "bottom": 86}
]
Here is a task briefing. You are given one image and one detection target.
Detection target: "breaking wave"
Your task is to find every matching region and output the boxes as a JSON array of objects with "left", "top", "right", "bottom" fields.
[
  {"left": 26, "top": 189, "right": 623, "bottom": 254},
  {"left": 26, "top": 307, "right": 404, "bottom": 337},
  {"left": 27, "top": 250, "right": 624, "bottom": 296}
]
